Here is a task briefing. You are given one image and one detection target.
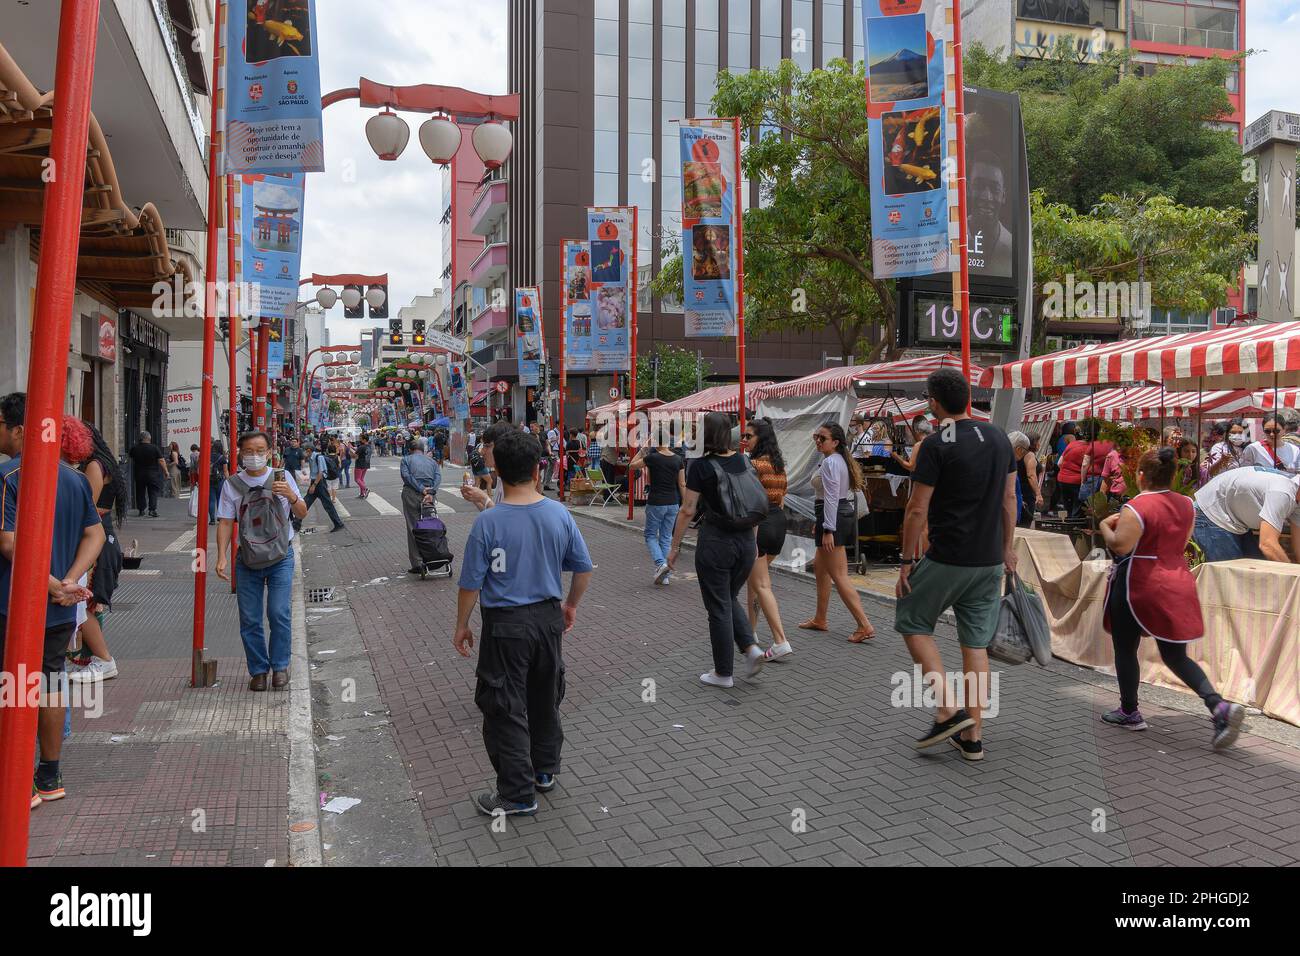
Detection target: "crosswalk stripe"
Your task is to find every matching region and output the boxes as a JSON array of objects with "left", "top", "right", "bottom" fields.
[
  {"left": 363, "top": 490, "right": 400, "bottom": 515},
  {"left": 331, "top": 498, "right": 351, "bottom": 518},
  {"left": 164, "top": 529, "right": 196, "bottom": 552}
]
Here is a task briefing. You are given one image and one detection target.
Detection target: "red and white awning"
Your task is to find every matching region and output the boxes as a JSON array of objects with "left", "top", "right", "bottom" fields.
[
  {"left": 751, "top": 353, "right": 983, "bottom": 402},
  {"left": 854, "top": 395, "right": 989, "bottom": 424},
  {"left": 585, "top": 397, "right": 664, "bottom": 420},
  {"left": 1019, "top": 387, "right": 1252, "bottom": 423},
  {"left": 1256, "top": 388, "right": 1300, "bottom": 410},
  {"left": 650, "top": 382, "right": 772, "bottom": 416},
  {"left": 980, "top": 323, "right": 1300, "bottom": 391}
]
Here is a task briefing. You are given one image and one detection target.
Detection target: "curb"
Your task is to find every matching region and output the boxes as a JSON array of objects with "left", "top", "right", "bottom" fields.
[{"left": 287, "top": 536, "right": 324, "bottom": 867}]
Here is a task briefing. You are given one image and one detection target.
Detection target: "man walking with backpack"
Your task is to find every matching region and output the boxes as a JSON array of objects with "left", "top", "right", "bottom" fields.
[
  {"left": 215, "top": 431, "right": 308, "bottom": 691},
  {"left": 300, "top": 438, "right": 345, "bottom": 532}
]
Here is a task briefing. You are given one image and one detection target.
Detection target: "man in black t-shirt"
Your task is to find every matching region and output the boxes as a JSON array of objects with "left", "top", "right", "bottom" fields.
[
  {"left": 128, "top": 431, "right": 168, "bottom": 517},
  {"left": 894, "top": 368, "right": 1017, "bottom": 762},
  {"left": 630, "top": 444, "right": 685, "bottom": 584}
]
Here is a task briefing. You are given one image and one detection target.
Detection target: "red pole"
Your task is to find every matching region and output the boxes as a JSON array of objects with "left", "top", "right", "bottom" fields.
[
  {"left": 951, "top": 0, "right": 973, "bottom": 407},
  {"left": 627, "top": 206, "right": 638, "bottom": 521},
  {"left": 254, "top": 321, "right": 270, "bottom": 429},
  {"left": 733, "top": 116, "right": 747, "bottom": 437},
  {"left": 0, "top": 0, "right": 101, "bottom": 865},
  {"left": 225, "top": 173, "right": 240, "bottom": 593},
  {"left": 190, "top": 0, "right": 225, "bottom": 687},
  {"left": 558, "top": 242, "right": 568, "bottom": 501}
]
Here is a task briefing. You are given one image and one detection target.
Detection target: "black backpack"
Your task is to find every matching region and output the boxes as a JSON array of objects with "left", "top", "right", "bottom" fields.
[
  {"left": 706, "top": 456, "right": 769, "bottom": 531},
  {"left": 325, "top": 454, "right": 341, "bottom": 480}
]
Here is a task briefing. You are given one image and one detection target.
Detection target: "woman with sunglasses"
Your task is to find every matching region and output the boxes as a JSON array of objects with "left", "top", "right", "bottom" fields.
[
  {"left": 741, "top": 418, "right": 792, "bottom": 660},
  {"left": 800, "top": 422, "right": 875, "bottom": 642},
  {"left": 1241, "top": 414, "right": 1300, "bottom": 473}
]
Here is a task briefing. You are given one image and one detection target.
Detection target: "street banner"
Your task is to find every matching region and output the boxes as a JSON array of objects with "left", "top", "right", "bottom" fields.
[
  {"left": 450, "top": 363, "right": 471, "bottom": 420},
  {"left": 862, "top": 0, "right": 950, "bottom": 279},
  {"left": 515, "top": 287, "right": 543, "bottom": 387},
  {"left": 166, "top": 386, "right": 218, "bottom": 448},
  {"left": 561, "top": 240, "right": 595, "bottom": 373},
  {"left": 224, "top": 0, "right": 324, "bottom": 174},
  {"left": 679, "top": 120, "right": 738, "bottom": 337},
  {"left": 241, "top": 172, "right": 305, "bottom": 375},
  {"left": 585, "top": 207, "right": 633, "bottom": 372}
]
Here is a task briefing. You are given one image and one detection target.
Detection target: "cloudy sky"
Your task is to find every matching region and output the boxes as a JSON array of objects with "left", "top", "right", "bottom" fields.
[
  {"left": 302, "top": 0, "right": 506, "bottom": 345},
  {"left": 303, "top": 0, "right": 1294, "bottom": 345}
]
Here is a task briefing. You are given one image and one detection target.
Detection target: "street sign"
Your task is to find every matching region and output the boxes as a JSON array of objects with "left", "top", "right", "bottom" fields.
[
  {"left": 609, "top": 386, "right": 620, "bottom": 399},
  {"left": 426, "top": 329, "right": 465, "bottom": 355},
  {"left": 495, "top": 380, "right": 509, "bottom": 394}
]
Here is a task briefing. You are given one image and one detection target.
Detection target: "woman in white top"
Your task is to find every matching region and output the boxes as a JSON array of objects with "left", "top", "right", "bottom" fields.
[
  {"left": 1205, "top": 420, "right": 1247, "bottom": 479},
  {"left": 799, "top": 421, "right": 875, "bottom": 642}
]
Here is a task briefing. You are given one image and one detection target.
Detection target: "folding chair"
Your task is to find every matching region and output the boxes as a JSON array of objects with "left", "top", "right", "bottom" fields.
[{"left": 586, "top": 467, "right": 623, "bottom": 507}]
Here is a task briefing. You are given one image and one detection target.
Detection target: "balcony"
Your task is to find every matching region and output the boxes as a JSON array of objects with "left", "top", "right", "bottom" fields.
[
  {"left": 472, "top": 304, "right": 509, "bottom": 337},
  {"left": 468, "top": 241, "right": 508, "bottom": 289},
  {"left": 468, "top": 179, "right": 509, "bottom": 236}
]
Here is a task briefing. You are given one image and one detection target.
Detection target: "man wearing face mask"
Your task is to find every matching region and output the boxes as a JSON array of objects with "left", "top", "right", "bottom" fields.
[{"left": 215, "top": 431, "right": 309, "bottom": 691}]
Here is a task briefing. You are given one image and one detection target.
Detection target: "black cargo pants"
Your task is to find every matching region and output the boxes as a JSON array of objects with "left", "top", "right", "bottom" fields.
[{"left": 475, "top": 599, "right": 566, "bottom": 804}]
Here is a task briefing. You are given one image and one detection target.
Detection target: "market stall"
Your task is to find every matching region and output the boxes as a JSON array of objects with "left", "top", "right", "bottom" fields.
[{"left": 583, "top": 397, "right": 665, "bottom": 504}]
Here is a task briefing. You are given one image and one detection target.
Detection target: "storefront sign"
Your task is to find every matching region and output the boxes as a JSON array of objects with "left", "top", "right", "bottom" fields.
[
  {"left": 166, "top": 386, "right": 216, "bottom": 446},
  {"left": 97, "top": 313, "right": 117, "bottom": 362}
]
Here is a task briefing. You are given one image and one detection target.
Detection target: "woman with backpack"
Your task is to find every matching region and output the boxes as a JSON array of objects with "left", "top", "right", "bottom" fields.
[
  {"left": 666, "top": 412, "right": 768, "bottom": 689},
  {"left": 214, "top": 430, "right": 309, "bottom": 691},
  {"left": 800, "top": 421, "right": 875, "bottom": 643},
  {"left": 325, "top": 437, "right": 343, "bottom": 502}
]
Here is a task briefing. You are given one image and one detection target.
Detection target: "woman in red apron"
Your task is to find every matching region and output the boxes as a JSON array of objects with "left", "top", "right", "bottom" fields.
[{"left": 1098, "top": 447, "right": 1245, "bottom": 750}]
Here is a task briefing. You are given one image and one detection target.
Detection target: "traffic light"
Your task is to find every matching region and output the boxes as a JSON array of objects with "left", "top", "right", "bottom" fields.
[
  {"left": 412, "top": 318, "right": 425, "bottom": 345},
  {"left": 368, "top": 283, "right": 389, "bottom": 319},
  {"left": 388, "top": 318, "right": 402, "bottom": 346}
]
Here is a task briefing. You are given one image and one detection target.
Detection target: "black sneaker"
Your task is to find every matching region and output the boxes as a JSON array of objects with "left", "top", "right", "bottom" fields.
[
  {"left": 535, "top": 773, "right": 557, "bottom": 792},
  {"left": 330, "top": 524, "right": 345, "bottom": 533},
  {"left": 1212, "top": 702, "right": 1246, "bottom": 751},
  {"left": 948, "top": 734, "right": 985, "bottom": 761},
  {"left": 474, "top": 791, "right": 538, "bottom": 816},
  {"left": 914, "top": 709, "right": 976, "bottom": 749}
]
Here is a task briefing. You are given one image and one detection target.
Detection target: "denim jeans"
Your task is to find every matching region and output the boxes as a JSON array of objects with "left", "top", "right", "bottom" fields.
[
  {"left": 643, "top": 504, "right": 679, "bottom": 566},
  {"left": 208, "top": 476, "right": 223, "bottom": 523},
  {"left": 1192, "top": 506, "right": 1261, "bottom": 562},
  {"left": 235, "top": 551, "right": 295, "bottom": 675}
]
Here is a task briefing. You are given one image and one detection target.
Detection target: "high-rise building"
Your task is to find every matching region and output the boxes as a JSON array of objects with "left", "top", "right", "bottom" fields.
[{"left": 507, "top": 0, "right": 868, "bottom": 413}]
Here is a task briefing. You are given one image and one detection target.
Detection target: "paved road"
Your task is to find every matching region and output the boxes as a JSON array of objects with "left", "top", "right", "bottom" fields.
[{"left": 299, "top": 459, "right": 1300, "bottom": 867}]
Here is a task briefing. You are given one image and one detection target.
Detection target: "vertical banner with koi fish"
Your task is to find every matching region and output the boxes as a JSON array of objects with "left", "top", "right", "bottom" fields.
[
  {"left": 225, "top": 0, "right": 324, "bottom": 174},
  {"left": 680, "top": 120, "right": 739, "bottom": 337},
  {"left": 562, "top": 240, "right": 594, "bottom": 373},
  {"left": 515, "top": 287, "right": 543, "bottom": 387},
  {"left": 585, "top": 208, "right": 633, "bottom": 372},
  {"left": 863, "top": 0, "right": 950, "bottom": 279}
]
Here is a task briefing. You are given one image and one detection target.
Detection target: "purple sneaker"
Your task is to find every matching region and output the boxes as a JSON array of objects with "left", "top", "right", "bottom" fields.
[
  {"left": 1101, "top": 707, "right": 1148, "bottom": 731},
  {"left": 1212, "top": 702, "right": 1245, "bottom": 750}
]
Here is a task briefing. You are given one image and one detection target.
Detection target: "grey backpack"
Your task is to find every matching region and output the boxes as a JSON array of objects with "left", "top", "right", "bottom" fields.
[{"left": 227, "top": 474, "right": 292, "bottom": 569}]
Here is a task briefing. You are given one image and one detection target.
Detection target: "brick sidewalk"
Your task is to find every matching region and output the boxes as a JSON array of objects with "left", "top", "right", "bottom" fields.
[
  {"left": 25, "top": 495, "right": 303, "bottom": 866},
  {"left": 312, "top": 485, "right": 1300, "bottom": 867}
]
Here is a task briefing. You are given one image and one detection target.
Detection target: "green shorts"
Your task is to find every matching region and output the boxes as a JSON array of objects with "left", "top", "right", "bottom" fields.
[{"left": 894, "top": 558, "right": 1004, "bottom": 649}]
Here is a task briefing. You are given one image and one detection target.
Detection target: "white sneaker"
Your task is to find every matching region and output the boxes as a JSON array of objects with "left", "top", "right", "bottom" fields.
[
  {"left": 700, "top": 671, "right": 734, "bottom": 688},
  {"left": 654, "top": 563, "right": 671, "bottom": 585},
  {"left": 68, "top": 657, "right": 117, "bottom": 682},
  {"left": 764, "top": 641, "right": 793, "bottom": 662},
  {"left": 743, "top": 646, "right": 766, "bottom": 678}
]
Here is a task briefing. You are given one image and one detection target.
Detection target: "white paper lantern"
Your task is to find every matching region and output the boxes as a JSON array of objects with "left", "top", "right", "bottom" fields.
[
  {"left": 365, "top": 109, "right": 410, "bottom": 161},
  {"left": 365, "top": 286, "right": 387, "bottom": 310},
  {"left": 315, "top": 288, "right": 338, "bottom": 309},
  {"left": 419, "top": 115, "right": 462, "bottom": 164},
  {"left": 350, "top": 351, "right": 361, "bottom": 362},
  {"left": 321, "top": 351, "right": 334, "bottom": 363},
  {"left": 341, "top": 287, "right": 363, "bottom": 310},
  {"left": 472, "top": 120, "right": 513, "bottom": 169}
]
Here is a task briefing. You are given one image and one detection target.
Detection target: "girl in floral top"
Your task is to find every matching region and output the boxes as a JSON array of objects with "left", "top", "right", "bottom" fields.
[{"left": 741, "top": 418, "right": 792, "bottom": 660}]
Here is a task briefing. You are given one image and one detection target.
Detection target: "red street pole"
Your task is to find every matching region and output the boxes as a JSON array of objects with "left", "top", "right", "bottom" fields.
[
  {"left": 558, "top": 242, "right": 567, "bottom": 501},
  {"left": 627, "top": 206, "right": 638, "bottom": 522},
  {"left": 190, "top": 0, "right": 225, "bottom": 687},
  {"left": 0, "top": 0, "right": 101, "bottom": 866},
  {"left": 951, "top": 0, "right": 973, "bottom": 406},
  {"left": 254, "top": 321, "right": 270, "bottom": 430},
  {"left": 733, "top": 116, "right": 747, "bottom": 436},
  {"left": 225, "top": 173, "right": 240, "bottom": 593}
]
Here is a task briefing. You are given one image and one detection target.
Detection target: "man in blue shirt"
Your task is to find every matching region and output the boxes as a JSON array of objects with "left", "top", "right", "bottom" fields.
[
  {"left": 454, "top": 429, "right": 593, "bottom": 817},
  {"left": 400, "top": 436, "right": 442, "bottom": 573},
  {"left": 0, "top": 393, "right": 105, "bottom": 807},
  {"left": 300, "top": 438, "right": 345, "bottom": 532}
]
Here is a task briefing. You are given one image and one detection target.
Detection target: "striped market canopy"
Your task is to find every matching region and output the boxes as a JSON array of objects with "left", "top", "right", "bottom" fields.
[
  {"left": 1019, "top": 386, "right": 1252, "bottom": 423},
  {"left": 585, "top": 397, "right": 664, "bottom": 420},
  {"left": 751, "top": 353, "right": 983, "bottom": 402},
  {"left": 980, "top": 323, "right": 1300, "bottom": 391},
  {"left": 1256, "top": 388, "right": 1300, "bottom": 410},
  {"left": 854, "top": 395, "right": 989, "bottom": 424},
  {"left": 650, "top": 382, "right": 773, "bottom": 416}
]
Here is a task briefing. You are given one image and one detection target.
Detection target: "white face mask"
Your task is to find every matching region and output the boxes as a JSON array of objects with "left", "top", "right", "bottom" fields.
[
  {"left": 242, "top": 453, "right": 268, "bottom": 471},
  {"left": 1229, "top": 434, "right": 1246, "bottom": 446}
]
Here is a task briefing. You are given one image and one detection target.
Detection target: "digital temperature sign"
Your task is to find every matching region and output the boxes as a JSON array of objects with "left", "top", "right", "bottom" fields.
[{"left": 907, "top": 293, "right": 1019, "bottom": 352}]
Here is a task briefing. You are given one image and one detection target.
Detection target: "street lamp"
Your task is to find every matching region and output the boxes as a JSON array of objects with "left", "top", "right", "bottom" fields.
[
  {"left": 341, "top": 287, "right": 363, "bottom": 310},
  {"left": 366, "top": 109, "right": 409, "bottom": 161},
  {"left": 315, "top": 287, "right": 338, "bottom": 309},
  {"left": 419, "top": 115, "right": 461, "bottom": 164},
  {"left": 472, "top": 120, "right": 513, "bottom": 169},
  {"left": 364, "top": 286, "right": 387, "bottom": 310}
]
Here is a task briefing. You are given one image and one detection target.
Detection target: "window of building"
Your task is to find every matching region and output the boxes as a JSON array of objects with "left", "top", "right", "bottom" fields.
[
  {"left": 629, "top": 0, "right": 653, "bottom": 24},
  {"left": 1016, "top": 0, "right": 1119, "bottom": 31},
  {"left": 728, "top": 0, "right": 750, "bottom": 69},
  {"left": 595, "top": 94, "right": 620, "bottom": 132},
  {"left": 594, "top": 172, "right": 619, "bottom": 206},
  {"left": 1141, "top": 307, "right": 1211, "bottom": 336},
  {"left": 792, "top": 0, "right": 813, "bottom": 70},
  {"left": 823, "top": 1, "right": 845, "bottom": 64},
  {"left": 1132, "top": 1, "right": 1238, "bottom": 51}
]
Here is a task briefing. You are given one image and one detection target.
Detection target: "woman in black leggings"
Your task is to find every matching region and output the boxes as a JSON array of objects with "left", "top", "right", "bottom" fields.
[{"left": 1098, "top": 447, "right": 1245, "bottom": 750}]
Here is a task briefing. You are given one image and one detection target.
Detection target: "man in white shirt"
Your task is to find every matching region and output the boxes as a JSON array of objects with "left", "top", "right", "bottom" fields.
[
  {"left": 1240, "top": 415, "right": 1300, "bottom": 474},
  {"left": 1193, "top": 467, "right": 1300, "bottom": 563}
]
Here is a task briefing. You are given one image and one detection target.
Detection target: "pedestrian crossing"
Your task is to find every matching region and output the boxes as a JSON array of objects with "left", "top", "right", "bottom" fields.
[{"left": 302, "top": 486, "right": 461, "bottom": 525}]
